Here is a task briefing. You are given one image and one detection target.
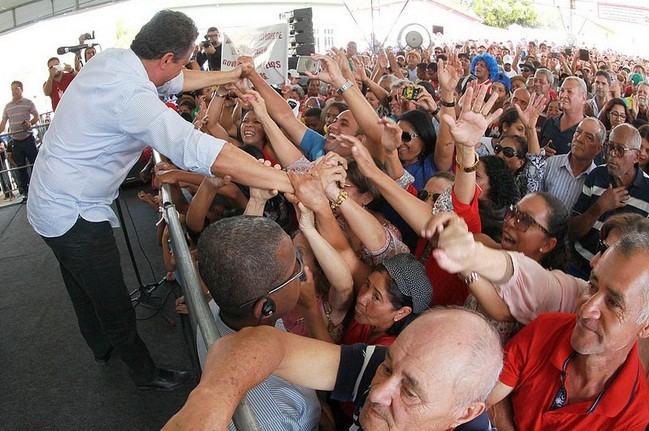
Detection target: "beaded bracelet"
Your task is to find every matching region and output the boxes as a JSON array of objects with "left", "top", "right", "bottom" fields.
[{"left": 330, "top": 189, "right": 349, "bottom": 210}]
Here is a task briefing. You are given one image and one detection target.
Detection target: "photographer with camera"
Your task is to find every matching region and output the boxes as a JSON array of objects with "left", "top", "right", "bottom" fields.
[
  {"left": 196, "top": 26, "right": 222, "bottom": 71},
  {"left": 74, "top": 32, "right": 98, "bottom": 71},
  {"left": 43, "top": 56, "right": 77, "bottom": 111}
]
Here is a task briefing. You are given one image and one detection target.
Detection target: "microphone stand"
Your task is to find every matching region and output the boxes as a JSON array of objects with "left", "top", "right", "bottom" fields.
[{"left": 114, "top": 194, "right": 167, "bottom": 312}]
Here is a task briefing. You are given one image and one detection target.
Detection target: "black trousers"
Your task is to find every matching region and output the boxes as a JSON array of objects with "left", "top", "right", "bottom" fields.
[{"left": 43, "top": 217, "right": 157, "bottom": 383}]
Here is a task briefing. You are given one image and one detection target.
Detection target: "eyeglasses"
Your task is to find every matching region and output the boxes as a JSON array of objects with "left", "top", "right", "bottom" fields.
[
  {"left": 604, "top": 142, "right": 638, "bottom": 158},
  {"left": 238, "top": 248, "right": 304, "bottom": 309},
  {"left": 504, "top": 205, "right": 551, "bottom": 236},
  {"left": 417, "top": 189, "right": 440, "bottom": 203},
  {"left": 401, "top": 131, "right": 420, "bottom": 142},
  {"left": 597, "top": 239, "right": 609, "bottom": 254},
  {"left": 609, "top": 112, "right": 626, "bottom": 119},
  {"left": 494, "top": 144, "right": 520, "bottom": 159}
]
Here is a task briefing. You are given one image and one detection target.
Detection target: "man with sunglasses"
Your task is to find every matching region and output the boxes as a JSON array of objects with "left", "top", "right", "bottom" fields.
[
  {"left": 194, "top": 215, "right": 320, "bottom": 431},
  {"left": 568, "top": 123, "right": 649, "bottom": 278}
]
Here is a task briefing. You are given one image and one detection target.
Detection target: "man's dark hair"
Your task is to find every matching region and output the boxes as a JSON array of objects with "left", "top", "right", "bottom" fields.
[
  {"left": 11, "top": 81, "right": 23, "bottom": 90},
  {"left": 131, "top": 10, "right": 198, "bottom": 62},
  {"left": 207, "top": 26, "right": 219, "bottom": 33},
  {"left": 595, "top": 70, "right": 612, "bottom": 84},
  {"left": 46, "top": 57, "right": 59, "bottom": 66},
  {"left": 304, "top": 107, "right": 322, "bottom": 118},
  {"left": 197, "top": 216, "right": 290, "bottom": 318}
]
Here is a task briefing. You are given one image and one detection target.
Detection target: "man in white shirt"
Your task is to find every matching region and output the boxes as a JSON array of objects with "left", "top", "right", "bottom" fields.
[{"left": 27, "top": 10, "right": 293, "bottom": 391}]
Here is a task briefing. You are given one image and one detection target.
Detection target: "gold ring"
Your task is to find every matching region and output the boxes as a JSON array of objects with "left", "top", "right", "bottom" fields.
[{"left": 472, "top": 109, "right": 481, "bottom": 114}]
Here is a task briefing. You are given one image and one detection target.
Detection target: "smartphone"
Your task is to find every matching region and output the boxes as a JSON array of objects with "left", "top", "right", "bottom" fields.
[
  {"left": 296, "top": 56, "right": 320, "bottom": 74},
  {"left": 550, "top": 52, "right": 558, "bottom": 59},
  {"left": 579, "top": 49, "right": 590, "bottom": 61},
  {"left": 564, "top": 48, "right": 572, "bottom": 57},
  {"left": 402, "top": 87, "right": 421, "bottom": 100}
]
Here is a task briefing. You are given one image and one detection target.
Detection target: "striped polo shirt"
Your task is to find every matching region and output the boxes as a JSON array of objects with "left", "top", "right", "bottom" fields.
[
  {"left": 571, "top": 165, "right": 649, "bottom": 274},
  {"left": 541, "top": 152, "right": 597, "bottom": 212},
  {"left": 2, "top": 97, "right": 37, "bottom": 141}
]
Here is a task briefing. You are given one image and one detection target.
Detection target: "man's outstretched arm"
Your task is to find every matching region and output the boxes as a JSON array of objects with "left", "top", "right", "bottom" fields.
[{"left": 162, "top": 326, "right": 341, "bottom": 431}]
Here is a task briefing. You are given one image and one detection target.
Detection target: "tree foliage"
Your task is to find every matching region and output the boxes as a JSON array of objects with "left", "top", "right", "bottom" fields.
[{"left": 472, "top": 0, "right": 540, "bottom": 29}]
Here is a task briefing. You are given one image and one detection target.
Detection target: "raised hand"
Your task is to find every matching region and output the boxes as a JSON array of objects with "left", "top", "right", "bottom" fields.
[
  {"left": 413, "top": 85, "right": 438, "bottom": 114},
  {"left": 437, "top": 57, "right": 462, "bottom": 94},
  {"left": 306, "top": 54, "right": 346, "bottom": 88},
  {"left": 378, "top": 117, "right": 402, "bottom": 153},
  {"left": 351, "top": 56, "right": 367, "bottom": 83},
  {"left": 338, "top": 134, "right": 380, "bottom": 178},
  {"left": 330, "top": 47, "right": 351, "bottom": 74},
  {"left": 441, "top": 85, "right": 502, "bottom": 148},
  {"left": 515, "top": 93, "right": 547, "bottom": 129},
  {"left": 287, "top": 171, "right": 332, "bottom": 215},
  {"left": 376, "top": 50, "right": 388, "bottom": 70},
  {"left": 430, "top": 215, "right": 477, "bottom": 274},
  {"left": 240, "top": 89, "right": 268, "bottom": 118}
]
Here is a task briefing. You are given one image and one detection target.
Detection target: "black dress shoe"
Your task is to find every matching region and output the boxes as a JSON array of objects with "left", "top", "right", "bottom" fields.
[
  {"left": 136, "top": 368, "right": 191, "bottom": 392},
  {"left": 94, "top": 346, "right": 114, "bottom": 365}
]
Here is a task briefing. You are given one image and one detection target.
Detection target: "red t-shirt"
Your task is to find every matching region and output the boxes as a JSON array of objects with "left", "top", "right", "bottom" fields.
[
  {"left": 501, "top": 313, "right": 649, "bottom": 431},
  {"left": 415, "top": 187, "right": 482, "bottom": 306},
  {"left": 50, "top": 73, "right": 75, "bottom": 111},
  {"left": 340, "top": 318, "right": 396, "bottom": 347}
]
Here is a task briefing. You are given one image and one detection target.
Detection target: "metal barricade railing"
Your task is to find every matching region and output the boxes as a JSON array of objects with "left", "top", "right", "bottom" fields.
[
  {"left": 153, "top": 150, "right": 260, "bottom": 431},
  {"left": 0, "top": 123, "right": 49, "bottom": 198}
]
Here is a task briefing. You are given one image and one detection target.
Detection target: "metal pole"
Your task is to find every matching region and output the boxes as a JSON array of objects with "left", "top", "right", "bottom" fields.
[{"left": 153, "top": 150, "right": 260, "bottom": 431}]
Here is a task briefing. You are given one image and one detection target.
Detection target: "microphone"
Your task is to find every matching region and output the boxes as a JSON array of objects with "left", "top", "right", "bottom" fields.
[{"left": 56, "top": 43, "right": 96, "bottom": 55}]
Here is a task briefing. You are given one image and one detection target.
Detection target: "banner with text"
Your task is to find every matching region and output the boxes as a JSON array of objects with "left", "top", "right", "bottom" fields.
[{"left": 221, "top": 23, "right": 288, "bottom": 85}]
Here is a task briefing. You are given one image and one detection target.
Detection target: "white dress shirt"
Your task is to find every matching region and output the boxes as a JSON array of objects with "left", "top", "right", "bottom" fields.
[{"left": 28, "top": 48, "right": 224, "bottom": 237}]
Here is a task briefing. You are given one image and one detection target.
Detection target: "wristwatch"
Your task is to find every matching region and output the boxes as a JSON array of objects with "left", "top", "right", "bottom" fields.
[{"left": 337, "top": 80, "right": 354, "bottom": 95}]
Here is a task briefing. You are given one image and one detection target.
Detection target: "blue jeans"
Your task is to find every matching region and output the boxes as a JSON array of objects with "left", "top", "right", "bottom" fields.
[
  {"left": 11, "top": 135, "right": 38, "bottom": 195},
  {"left": 42, "top": 217, "right": 157, "bottom": 383}
]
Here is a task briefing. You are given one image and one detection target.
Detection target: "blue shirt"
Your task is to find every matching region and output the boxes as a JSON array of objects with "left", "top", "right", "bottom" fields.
[
  {"left": 27, "top": 48, "right": 223, "bottom": 237},
  {"left": 405, "top": 155, "right": 439, "bottom": 191},
  {"left": 540, "top": 114, "right": 578, "bottom": 155},
  {"left": 299, "top": 128, "right": 326, "bottom": 161},
  {"left": 197, "top": 301, "right": 320, "bottom": 431}
]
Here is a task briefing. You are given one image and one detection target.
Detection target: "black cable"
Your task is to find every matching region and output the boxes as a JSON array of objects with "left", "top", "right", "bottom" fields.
[
  {"left": 120, "top": 191, "right": 157, "bottom": 281},
  {"left": 135, "top": 282, "right": 180, "bottom": 321}
]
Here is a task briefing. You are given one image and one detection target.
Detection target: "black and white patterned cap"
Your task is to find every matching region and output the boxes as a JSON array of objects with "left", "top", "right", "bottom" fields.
[{"left": 382, "top": 253, "right": 433, "bottom": 313}]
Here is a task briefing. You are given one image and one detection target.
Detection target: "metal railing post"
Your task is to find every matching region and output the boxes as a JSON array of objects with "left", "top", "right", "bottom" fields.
[{"left": 153, "top": 150, "right": 260, "bottom": 431}]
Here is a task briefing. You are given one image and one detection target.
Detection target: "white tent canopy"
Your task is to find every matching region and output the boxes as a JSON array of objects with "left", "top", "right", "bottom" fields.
[{"left": 0, "top": 0, "right": 127, "bottom": 35}]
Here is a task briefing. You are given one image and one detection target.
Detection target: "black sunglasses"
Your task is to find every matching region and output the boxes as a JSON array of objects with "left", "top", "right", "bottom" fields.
[
  {"left": 504, "top": 205, "right": 551, "bottom": 236},
  {"left": 494, "top": 144, "right": 520, "bottom": 159},
  {"left": 597, "top": 239, "right": 609, "bottom": 255},
  {"left": 417, "top": 189, "right": 440, "bottom": 203},
  {"left": 401, "top": 131, "right": 420, "bottom": 142}
]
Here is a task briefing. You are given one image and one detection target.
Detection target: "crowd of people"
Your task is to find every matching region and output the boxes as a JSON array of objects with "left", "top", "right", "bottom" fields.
[{"left": 5, "top": 7, "right": 649, "bottom": 431}]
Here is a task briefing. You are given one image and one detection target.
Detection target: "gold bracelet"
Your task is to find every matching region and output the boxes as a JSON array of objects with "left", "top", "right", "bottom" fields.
[
  {"left": 330, "top": 189, "right": 349, "bottom": 210},
  {"left": 455, "top": 152, "right": 480, "bottom": 173}
]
